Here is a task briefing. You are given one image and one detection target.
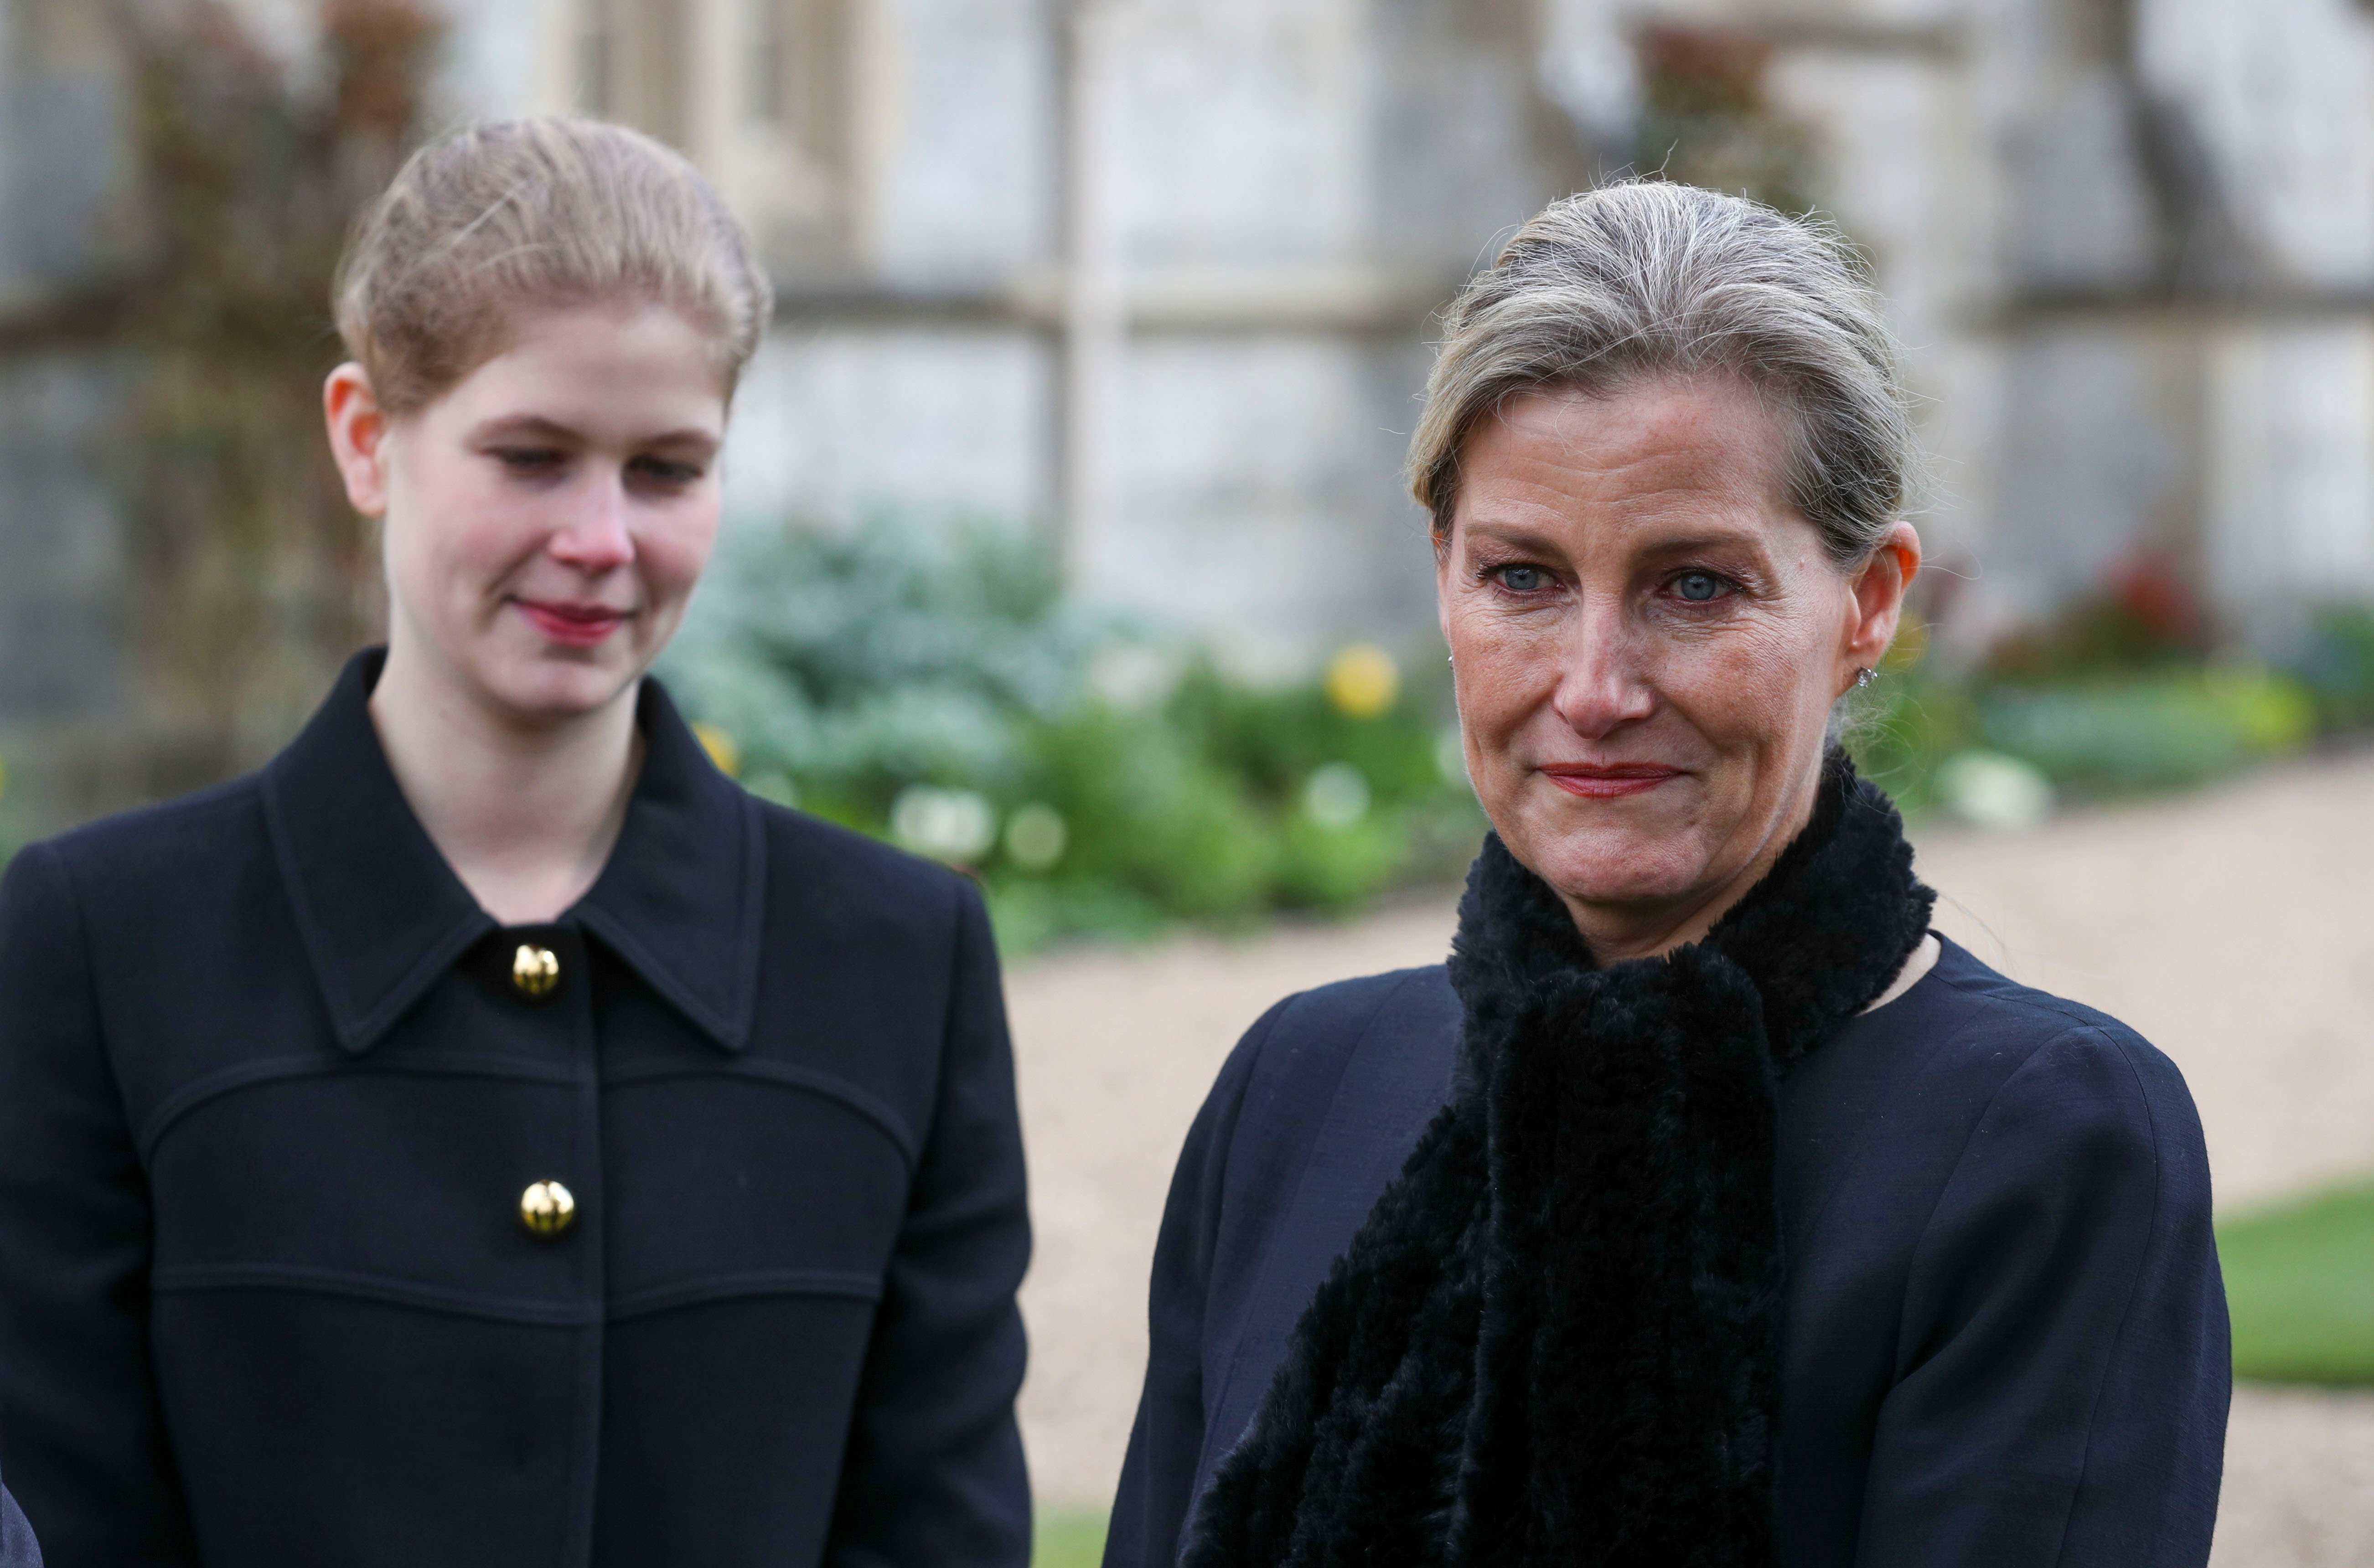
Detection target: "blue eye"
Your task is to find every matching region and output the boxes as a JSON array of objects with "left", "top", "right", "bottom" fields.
[
  {"left": 1496, "top": 565, "right": 1549, "bottom": 593},
  {"left": 1673, "top": 571, "right": 1727, "bottom": 602}
]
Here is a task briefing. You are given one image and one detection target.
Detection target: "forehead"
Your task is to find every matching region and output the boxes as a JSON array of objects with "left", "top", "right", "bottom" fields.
[
  {"left": 429, "top": 303, "right": 731, "bottom": 434},
  {"left": 1453, "top": 377, "right": 1795, "bottom": 541}
]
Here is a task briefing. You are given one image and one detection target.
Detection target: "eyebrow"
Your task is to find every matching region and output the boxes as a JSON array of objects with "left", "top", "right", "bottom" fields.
[
  {"left": 1460, "top": 519, "right": 1771, "bottom": 559},
  {"left": 468, "top": 414, "right": 720, "bottom": 453},
  {"left": 1630, "top": 531, "right": 1772, "bottom": 559}
]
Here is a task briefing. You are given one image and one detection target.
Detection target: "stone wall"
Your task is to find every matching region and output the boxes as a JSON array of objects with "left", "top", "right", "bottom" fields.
[{"left": 8, "top": 0, "right": 2374, "bottom": 826}]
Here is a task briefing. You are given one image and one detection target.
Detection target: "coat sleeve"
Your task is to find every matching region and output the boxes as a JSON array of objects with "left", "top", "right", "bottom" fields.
[
  {"left": 825, "top": 879, "right": 1033, "bottom": 1568},
  {"left": 1854, "top": 1022, "right": 2229, "bottom": 1568},
  {"left": 1100, "top": 1000, "right": 1278, "bottom": 1568},
  {"left": 0, "top": 843, "right": 195, "bottom": 1563}
]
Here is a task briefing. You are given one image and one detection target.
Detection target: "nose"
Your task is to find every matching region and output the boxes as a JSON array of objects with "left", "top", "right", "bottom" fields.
[
  {"left": 547, "top": 468, "right": 636, "bottom": 571},
  {"left": 1550, "top": 598, "right": 1656, "bottom": 740}
]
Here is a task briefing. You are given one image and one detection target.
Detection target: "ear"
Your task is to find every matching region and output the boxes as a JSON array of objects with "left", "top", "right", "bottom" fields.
[
  {"left": 324, "top": 363, "right": 392, "bottom": 519},
  {"left": 1841, "top": 521, "right": 1921, "bottom": 693}
]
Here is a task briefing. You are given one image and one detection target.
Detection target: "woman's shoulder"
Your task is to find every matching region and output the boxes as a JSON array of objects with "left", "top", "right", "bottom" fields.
[
  {"left": 1827, "top": 937, "right": 2208, "bottom": 1192},
  {"left": 749, "top": 797, "right": 985, "bottom": 947},
  {"left": 1909, "top": 939, "right": 2194, "bottom": 1104},
  {"left": 1195, "top": 965, "right": 1462, "bottom": 1188},
  {"left": 1236, "top": 965, "right": 1459, "bottom": 1092},
  {"left": 5, "top": 772, "right": 269, "bottom": 910}
]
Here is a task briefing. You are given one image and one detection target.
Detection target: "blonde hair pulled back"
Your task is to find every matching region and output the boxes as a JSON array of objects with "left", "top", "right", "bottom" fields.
[
  {"left": 1410, "top": 181, "right": 1915, "bottom": 568},
  {"left": 334, "top": 118, "right": 773, "bottom": 416}
]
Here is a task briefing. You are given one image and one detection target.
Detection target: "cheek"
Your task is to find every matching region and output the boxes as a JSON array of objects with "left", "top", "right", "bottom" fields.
[
  {"left": 636, "top": 502, "right": 721, "bottom": 605},
  {"left": 1659, "top": 611, "right": 1837, "bottom": 756},
  {"left": 385, "top": 456, "right": 525, "bottom": 594},
  {"left": 1443, "top": 600, "right": 1549, "bottom": 731}
]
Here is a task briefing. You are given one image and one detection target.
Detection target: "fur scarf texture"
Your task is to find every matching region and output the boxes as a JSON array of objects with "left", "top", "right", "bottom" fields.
[{"left": 1182, "top": 753, "right": 1934, "bottom": 1568}]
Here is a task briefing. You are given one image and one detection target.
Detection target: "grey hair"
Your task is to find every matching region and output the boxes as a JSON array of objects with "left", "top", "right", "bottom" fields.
[{"left": 1409, "top": 181, "right": 1916, "bottom": 567}]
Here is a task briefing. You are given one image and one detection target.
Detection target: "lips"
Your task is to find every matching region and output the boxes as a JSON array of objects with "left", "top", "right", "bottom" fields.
[
  {"left": 515, "top": 598, "right": 632, "bottom": 648},
  {"left": 1538, "top": 763, "right": 1684, "bottom": 799}
]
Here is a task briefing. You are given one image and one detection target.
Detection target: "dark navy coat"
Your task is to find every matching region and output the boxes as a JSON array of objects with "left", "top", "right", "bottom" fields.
[
  {"left": 0, "top": 651, "right": 1030, "bottom": 1566},
  {"left": 1107, "top": 941, "right": 2229, "bottom": 1567}
]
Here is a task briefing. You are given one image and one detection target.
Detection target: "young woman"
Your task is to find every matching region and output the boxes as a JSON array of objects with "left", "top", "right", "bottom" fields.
[{"left": 0, "top": 120, "right": 1030, "bottom": 1567}]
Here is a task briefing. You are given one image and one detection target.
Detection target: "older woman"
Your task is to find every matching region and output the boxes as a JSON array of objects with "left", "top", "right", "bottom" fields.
[{"left": 1104, "top": 183, "right": 2227, "bottom": 1568}]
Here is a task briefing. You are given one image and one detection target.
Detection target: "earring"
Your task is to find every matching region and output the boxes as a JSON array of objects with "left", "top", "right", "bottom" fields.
[{"left": 1854, "top": 667, "right": 1875, "bottom": 688}]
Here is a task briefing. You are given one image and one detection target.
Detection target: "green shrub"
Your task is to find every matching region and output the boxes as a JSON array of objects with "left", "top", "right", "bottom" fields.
[
  {"left": 665, "top": 512, "right": 1109, "bottom": 805},
  {"left": 665, "top": 514, "right": 1482, "bottom": 950},
  {"left": 2221, "top": 1178, "right": 2374, "bottom": 1386},
  {"left": 2286, "top": 603, "right": 2374, "bottom": 732},
  {"left": 1846, "top": 617, "right": 2320, "bottom": 817},
  {"left": 1842, "top": 671, "right": 1977, "bottom": 818},
  {"left": 1019, "top": 702, "right": 1277, "bottom": 923},
  {"left": 1975, "top": 667, "right": 2313, "bottom": 798}
]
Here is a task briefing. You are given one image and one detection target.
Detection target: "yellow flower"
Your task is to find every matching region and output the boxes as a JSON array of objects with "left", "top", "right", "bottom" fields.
[
  {"left": 692, "top": 722, "right": 742, "bottom": 779},
  {"left": 1324, "top": 644, "right": 1400, "bottom": 718}
]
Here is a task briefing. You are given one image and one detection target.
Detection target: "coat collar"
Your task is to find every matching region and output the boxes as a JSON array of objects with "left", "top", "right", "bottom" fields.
[{"left": 264, "top": 649, "right": 766, "bottom": 1055}]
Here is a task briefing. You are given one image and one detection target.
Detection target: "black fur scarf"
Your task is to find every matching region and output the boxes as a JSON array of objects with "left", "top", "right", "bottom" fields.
[{"left": 1183, "top": 753, "right": 1934, "bottom": 1568}]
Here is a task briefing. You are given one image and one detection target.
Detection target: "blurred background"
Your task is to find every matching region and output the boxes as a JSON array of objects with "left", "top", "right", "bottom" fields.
[{"left": 4, "top": 0, "right": 2374, "bottom": 1562}]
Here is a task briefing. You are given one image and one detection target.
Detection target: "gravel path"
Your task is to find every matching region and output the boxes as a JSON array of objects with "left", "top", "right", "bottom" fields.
[{"left": 1007, "top": 751, "right": 2374, "bottom": 1557}]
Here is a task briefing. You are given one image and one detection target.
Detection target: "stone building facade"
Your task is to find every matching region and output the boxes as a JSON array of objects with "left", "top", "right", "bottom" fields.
[{"left": 4, "top": 0, "right": 2374, "bottom": 820}]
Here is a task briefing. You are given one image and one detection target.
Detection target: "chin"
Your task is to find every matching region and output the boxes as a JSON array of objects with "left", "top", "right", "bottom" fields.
[
  {"left": 1502, "top": 805, "right": 1711, "bottom": 913},
  {"left": 478, "top": 650, "right": 640, "bottom": 722},
  {"left": 1534, "top": 843, "right": 1707, "bottom": 912}
]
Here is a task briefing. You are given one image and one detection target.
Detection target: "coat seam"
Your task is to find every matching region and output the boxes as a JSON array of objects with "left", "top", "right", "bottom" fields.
[
  {"left": 150, "top": 1262, "right": 606, "bottom": 1325},
  {"left": 922, "top": 872, "right": 975, "bottom": 1174},
  {"left": 600, "top": 1060, "right": 922, "bottom": 1172},
  {"left": 137, "top": 1053, "right": 583, "bottom": 1166},
  {"left": 1891, "top": 1017, "right": 2106, "bottom": 1373},
  {"left": 40, "top": 844, "right": 138, "bottom": 1167},
  {"left": 2046, "top": 1030, "right": 2166, "bottom": 1568}
]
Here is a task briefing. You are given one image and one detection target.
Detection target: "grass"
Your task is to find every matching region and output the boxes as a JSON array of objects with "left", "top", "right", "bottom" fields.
[
  {"left": 1034, "top": 1510, "right": 1109, "bottom": 1568},
  {"left": 2221, "top": 1177, "right": 2374, "bottom": 1385}
]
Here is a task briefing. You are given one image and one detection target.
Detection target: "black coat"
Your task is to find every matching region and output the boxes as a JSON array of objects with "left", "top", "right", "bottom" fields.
[
  {"left": 0, "top": 651, "right": 1031, "bottom": 1567},
  {"left": 1107, "top": 940, "right": 2229, "bottom": 1567}
]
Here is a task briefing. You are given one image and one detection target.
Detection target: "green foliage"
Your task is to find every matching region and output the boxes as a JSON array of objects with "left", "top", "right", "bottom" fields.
[
  {"left": 1847, "top": 607, "right": 2321, "bottom": 817},
  {"left": 2221, "top": 1178, "right": 2374, "bottom": 1386},
  {"left": 666, "top": 511, "right": 1107, "bottom": 804},
  {"left": 2286, "top": 604, "right": 2374, "bottom": 732},
  {"left": 1841, "top": 671, "right": 1976, "bottom": 818},
  {"left": 1033, "top": 1511, "right": 1109, "bottom": 1568},
  {"left": 1633, "top": 25, "right": 1821, "bottom": 216},
  {"left": 1983, "top": 549, "right": 2210, "bottom": 685},
  {"left": 112, "top": 0, "right": 437, "bottom": 759},
  {"left": 0, "top": 751, "right": 23, "bottom": 871},
  {"left": 1975, "top": 668, "right": 2315, "bottom": 796},
  {"left": 664, "top": 515, "right": 1483, "bottom": 952}
]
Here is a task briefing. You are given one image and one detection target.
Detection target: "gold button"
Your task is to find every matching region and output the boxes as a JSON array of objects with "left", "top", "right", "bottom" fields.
[
  {"left": 519, "top": 1180, "right": 575, "bottom": 1238},
  {"left": 511, "top": 944, "right": 560, "bottom": 999}
]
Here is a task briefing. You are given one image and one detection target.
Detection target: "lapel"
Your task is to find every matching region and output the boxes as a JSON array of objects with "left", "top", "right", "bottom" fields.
[{"left": 264, "top": 649, "right": 766, "bottom": 1054}]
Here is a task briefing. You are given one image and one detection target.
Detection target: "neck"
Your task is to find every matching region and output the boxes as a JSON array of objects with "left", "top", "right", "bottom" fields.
[
  {"left": 368, "top": 636, "right": 643, "bottom": 925},
  {"left": 1556, "top": 758, "right": 1824, "bottom": 964}
]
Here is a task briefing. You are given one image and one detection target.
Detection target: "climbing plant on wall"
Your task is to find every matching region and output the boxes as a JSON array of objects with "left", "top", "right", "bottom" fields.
[
  {"left": 113, "top": 0, "right": 440, "bottom": 774},
  {"left": 1631, "top": 23, "right": 1821, "bottom": 218}
]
